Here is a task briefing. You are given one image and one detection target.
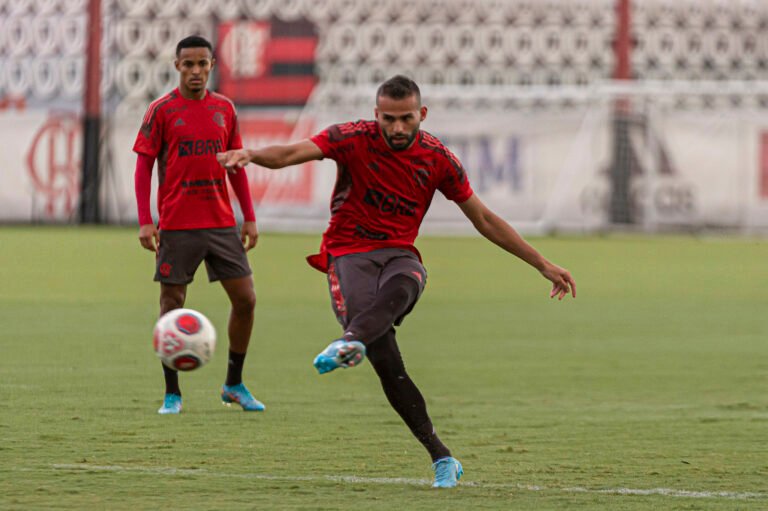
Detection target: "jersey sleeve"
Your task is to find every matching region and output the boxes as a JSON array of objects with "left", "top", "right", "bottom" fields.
[
  {"left": 133, "top": 103, "right": 163, "bottom": 158},
  {"left": 310, "top": 121, "right": 369, "bottom": 162},
  {"left": 437, "top": 146, "right": 474, "bottom": 203},
  {"left": 134, "top": 153, "right": 155, "bottom": 225},
  {"left": 228, "top": 106, "right": 243, "bottom": 150},
  {"left": 133, "top": 103, "right": 164, "bottom": 157}
]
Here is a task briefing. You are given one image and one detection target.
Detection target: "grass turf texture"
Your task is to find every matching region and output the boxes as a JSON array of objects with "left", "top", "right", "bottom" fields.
[{"left": 0, "top": 227, "right": 766, "bottom": 510}]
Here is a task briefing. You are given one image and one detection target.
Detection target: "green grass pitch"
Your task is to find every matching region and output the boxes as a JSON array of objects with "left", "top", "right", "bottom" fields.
[{"left": 0, "top": 227, "right": 766, "bottom": 510}]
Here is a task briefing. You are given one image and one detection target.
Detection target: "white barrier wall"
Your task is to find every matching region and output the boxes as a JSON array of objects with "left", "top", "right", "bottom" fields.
[
  {"left": 3, "top": 0, "right": 768, "bottom": 232},
  {"left": 2, "top": 101, "right": 768, "bottom": 232},
  {"left": 0, "top": 110, "right": 82, "bottom": 222}
]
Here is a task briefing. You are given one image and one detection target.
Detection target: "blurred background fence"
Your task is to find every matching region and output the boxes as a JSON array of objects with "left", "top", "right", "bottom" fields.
[{"left": 2, "top": 0, "right": 768, "bottom": 233}]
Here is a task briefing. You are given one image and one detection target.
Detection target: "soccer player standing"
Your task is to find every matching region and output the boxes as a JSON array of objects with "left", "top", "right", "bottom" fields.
[
  {"left": 217, "top": 75, "right": 576, "bottom": 487},
  {"left": 134, "top": 36, "right": 264, "bottom": 415}
]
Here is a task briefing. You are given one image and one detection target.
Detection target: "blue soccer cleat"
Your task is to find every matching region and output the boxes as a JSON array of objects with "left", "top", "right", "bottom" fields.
[
  {"left": 158, "top": 393, "right": 182, "bottom": 415},
  {"left": 432, "top": 457, "right": 463, "bottom": 488},
  {"left": 221, "top": 383, "right": 265, "bottom": 411},
  {"left": 312, "top": 340, "right": 366, "bottom": 374}
]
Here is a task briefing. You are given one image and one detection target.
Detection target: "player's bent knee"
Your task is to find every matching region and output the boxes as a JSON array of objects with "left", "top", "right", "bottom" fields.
[
  {"left": 231, "top": 291, "right": 256, "bottom": 314},
  {"left": 382, "top": 275, "right": 420, "bottom": 309},
  {"left": 159, "top": 289, "right": 186, "bottom": 313}
]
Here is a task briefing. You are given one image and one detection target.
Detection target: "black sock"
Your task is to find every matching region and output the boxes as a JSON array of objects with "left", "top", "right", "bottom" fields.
[
  {"left": 345, "top": 275, "right": 419, "bottom": 345},
  {"left": 367, "top": 330, "right": 452, "bottom": 462},
  {"left": 412, "top": 422, "right": 452, "bottom": 462},
  {"left": 225, "top": 350, "right": 246, "bottom": 386},
  {"left": 162, "top": 362, "right": 180, "bottom": 396}
]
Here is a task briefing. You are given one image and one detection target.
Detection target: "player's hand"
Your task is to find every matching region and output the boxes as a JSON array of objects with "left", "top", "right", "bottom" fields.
[
  {"left": 241, "top": 221, "right": 258, "bottom": 251},
  {"left": 138, "top": 223, "right": 159, "bottom": 253},
  {"left": 217, "top": 150, "right": 251, "bottom": 174},
  {"left": 540, "top": 262, "right": 576, "bottom": 300}
]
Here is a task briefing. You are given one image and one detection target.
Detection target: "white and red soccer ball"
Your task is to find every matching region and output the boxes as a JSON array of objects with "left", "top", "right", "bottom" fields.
[{"left": 153, "top": 309, "right": 216, "bottom": 371}]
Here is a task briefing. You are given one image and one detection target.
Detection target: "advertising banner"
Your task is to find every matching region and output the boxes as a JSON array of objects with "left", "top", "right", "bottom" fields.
[{"left": 2, "top": 105, "right": 768, "bottom": 233}]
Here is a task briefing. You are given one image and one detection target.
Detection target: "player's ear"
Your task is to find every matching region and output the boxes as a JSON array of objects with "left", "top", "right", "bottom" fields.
[
  {"left": 174, "top": 58, "right": 180, "bottom": 71},
  {"left": 374, "top": 107, "right": 379, "bottom": 120},
  {"left": 420, "top": 105, "right": 428, "bottom": 121},
  {"left": 209, "top": 57, "right": 216, "bottom": 70}
]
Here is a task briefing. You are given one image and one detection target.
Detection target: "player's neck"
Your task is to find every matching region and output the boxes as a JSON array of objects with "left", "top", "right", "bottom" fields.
[{"left": 178, "top": 86, "right": 207, "bottom": 100}]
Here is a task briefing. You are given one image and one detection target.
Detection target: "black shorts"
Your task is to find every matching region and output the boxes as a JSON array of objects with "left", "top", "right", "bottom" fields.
[
  {"left": 154, "top": 227, "right": 252, "bottom": 284},
  {"left": 326, "top": 248, "right": 427, "bottom": 329}
]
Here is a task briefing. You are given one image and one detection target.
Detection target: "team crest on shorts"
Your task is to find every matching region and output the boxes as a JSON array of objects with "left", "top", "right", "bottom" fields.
[{"left": 159, "top": 262, "right": 172, "bottom": 277}]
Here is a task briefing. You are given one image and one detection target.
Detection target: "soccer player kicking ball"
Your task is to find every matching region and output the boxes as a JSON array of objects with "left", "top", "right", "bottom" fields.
[
  {"left": 217, "top": 75, "right": 576, "bottom": 487},
  {"left": 134, "top": 36, "right": 265, "bottom": 415}
]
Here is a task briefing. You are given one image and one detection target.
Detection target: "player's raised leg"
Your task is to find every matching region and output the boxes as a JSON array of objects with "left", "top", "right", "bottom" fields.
[
  {"left": 313, "top": 254, "right": 375, "bottom": 374},
  {"left": 313, "top": 339, "right": 367, "bottom": 374},
  {"left": 157, "top": 283, "right": 186, "bottom": 414},
  {"left": 345, "top": 274, "right": 421, "bottom": 345},
  {"left": 313, "top": 274, "right": 418, "bottom": 374},
  {"left": 219, "top": 275, "right": 264, "bottom": 411},
  {"left": 314, "top": 253, "right": 423, "bottom": 375}
]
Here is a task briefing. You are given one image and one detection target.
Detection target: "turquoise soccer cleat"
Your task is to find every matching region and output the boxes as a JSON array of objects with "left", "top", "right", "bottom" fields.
[
  {"left": 312, "top": 340, "right": 366, "bottom": 374},
  {"left": 431, "top": 457, "right": 463, "bottom": 488},
  {"left": 158, "top": 393, "right": 182, "bottom": 415},
  {"left": 221, "top": 383, "right": 265, "bottom": 411}
]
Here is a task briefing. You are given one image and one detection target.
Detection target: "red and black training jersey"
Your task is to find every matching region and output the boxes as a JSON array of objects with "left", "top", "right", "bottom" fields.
[
  {"left": 308, "top": 120, "right": 473, "bottom": 272},
  {"left": 133, "top": 88, "right": 243, "bottom": 230}
]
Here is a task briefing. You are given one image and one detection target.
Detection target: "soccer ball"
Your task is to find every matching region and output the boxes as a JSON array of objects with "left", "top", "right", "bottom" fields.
[{"left": 153, "top": 308, "right": 216, "bottom": 371}]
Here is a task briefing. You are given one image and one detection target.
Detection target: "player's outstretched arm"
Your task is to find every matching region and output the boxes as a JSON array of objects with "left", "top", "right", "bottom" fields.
[
  {"left": 216, "top": 139, "right": 324, "bottom": 171},
  {"left": 458, "top": 194, "right": 576, "bottom": 300}
]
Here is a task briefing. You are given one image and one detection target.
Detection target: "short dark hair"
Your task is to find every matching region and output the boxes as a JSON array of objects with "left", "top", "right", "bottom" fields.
[
  {"left": 176, "top": 35, "right": 213, "bottom": 58},
  {"left": 376, "top": 75, "right": 421, "bottom": 104}
]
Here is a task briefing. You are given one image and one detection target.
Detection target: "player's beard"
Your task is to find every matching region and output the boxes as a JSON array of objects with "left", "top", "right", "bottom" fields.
[{"left": 383, "top": 128, "right": 418, "bottom": 151}]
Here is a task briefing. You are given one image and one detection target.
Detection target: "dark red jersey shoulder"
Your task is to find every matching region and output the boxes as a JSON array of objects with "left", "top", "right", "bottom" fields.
[
  {"left": 419, "top": 130, "right": 450, "bottom": 153},
  {"left": 143, "top": 90, "right": 177, "bottom": 123},
  {"left": 140, "top": 90, "right": 178, "bottom": 138},
  {"left": 208, "top": 91, "right": 237, "bottom": 112},
  {"left": 418, "top": 130, "right": 467, "bottom": 183},
  {"left": 326, "top": 120, "right": 379, "bottom": 142}
]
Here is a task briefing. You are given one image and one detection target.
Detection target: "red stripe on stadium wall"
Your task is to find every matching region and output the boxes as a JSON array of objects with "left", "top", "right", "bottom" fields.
[
  {"left": 220, "top": 77, "right": 316, "bottom": 105},
  {"left": 761, "top": 132, "right": 768, "bottom": 199},
  {"left": 264, "top": 38, "right": 316, "bottom": 62}
]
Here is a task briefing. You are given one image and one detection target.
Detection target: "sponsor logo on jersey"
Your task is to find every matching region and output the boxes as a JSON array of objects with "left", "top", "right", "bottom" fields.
[
  {"left": 363, "top": 187, "right": 417, "bottom": 216},
  {"left": 180, "top": 179, "right": 224, "bottom": 188},
  {"left": 178, "top": 139, "right": 224, "bottom": 157}
]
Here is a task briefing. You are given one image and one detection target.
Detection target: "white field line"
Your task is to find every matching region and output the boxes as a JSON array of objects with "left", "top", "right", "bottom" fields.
[{"left": 46, "top": 463, "right": 766, "bottom": 500}]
